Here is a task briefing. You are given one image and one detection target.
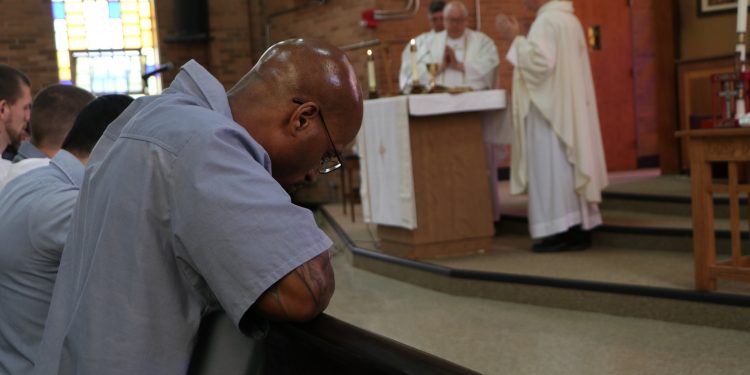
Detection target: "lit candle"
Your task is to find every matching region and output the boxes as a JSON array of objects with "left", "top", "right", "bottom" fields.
[
  {"left": 739, "top": 0, "right": 748, "bottom": 33},
  {"left": 367, "top": 49, "right": 376, "bottom": 92},
  {"left": 409, "top": 38, "right": 418, "bottom": 84}
]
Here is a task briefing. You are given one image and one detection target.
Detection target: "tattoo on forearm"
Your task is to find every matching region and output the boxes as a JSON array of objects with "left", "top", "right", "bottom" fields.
[
  {"left": 266, "top": 285, "right": 290, "bottom": 318},
  {"left": 292, "top": 255, "right": 332, "bottom": 309},
  {"left": 267, "top": 254, "right": 332, "bottom": 317}
]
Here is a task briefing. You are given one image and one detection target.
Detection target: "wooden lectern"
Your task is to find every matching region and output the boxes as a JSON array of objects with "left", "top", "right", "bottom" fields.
[{"left": 358, "top": 91, "right": 505, "bottom": 259}]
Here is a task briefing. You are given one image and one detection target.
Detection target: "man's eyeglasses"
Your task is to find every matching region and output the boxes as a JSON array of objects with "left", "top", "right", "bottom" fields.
[{"left": 292, "top": 98, "right": 343, "bottom": 174}]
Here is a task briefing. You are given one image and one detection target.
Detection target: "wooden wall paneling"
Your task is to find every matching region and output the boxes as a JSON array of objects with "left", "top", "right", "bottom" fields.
[
  {"left": 631, "top": 0, "right": 678, "bottom": 172},
  {"left": 574, "top": 0, "right": 637, "bottom": 171}
]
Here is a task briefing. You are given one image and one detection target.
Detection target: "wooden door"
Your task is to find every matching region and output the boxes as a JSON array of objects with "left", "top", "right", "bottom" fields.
[{"left": 574, "top": 0, "right": 637, "bottom": 171}]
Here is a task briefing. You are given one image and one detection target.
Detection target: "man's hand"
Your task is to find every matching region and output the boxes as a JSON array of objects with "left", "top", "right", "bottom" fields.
[
  {"left": 252, "top": 249, "right": 335, "bottom": 322},
  {"left": 495, "top": 14, "right": 521, "bottom": 40},
  {"left": 442, "top": 46, "right": 464, "bottom": 72}
]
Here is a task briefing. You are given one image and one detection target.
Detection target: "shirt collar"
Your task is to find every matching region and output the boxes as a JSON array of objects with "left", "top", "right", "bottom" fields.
[
  {"left": 50, "top": 149, "right": 85, "bottom": 187},
  {"left": 168, "top": 60, "right": 233, "bottom": 120}
]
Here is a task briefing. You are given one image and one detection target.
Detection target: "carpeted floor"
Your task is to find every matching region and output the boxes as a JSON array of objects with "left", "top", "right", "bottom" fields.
[
  {"left": 323, "top": 211, "right": 750, "bottom": 375},
  {"left": 320, "top": 169, "right": 750, "bottom": 374},
  {"left": 325, "top": 207, "right": 750, "bottom": 296}
]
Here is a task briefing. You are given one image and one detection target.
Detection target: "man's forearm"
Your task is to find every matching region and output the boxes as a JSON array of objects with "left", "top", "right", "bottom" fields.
[{"left": 254, "top": 250, "right": 335, "bottom": 321}]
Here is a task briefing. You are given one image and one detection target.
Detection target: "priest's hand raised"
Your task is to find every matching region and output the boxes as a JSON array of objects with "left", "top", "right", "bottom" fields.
[{"left": 495, "top": 14, "right": 520, "bottom": 40}]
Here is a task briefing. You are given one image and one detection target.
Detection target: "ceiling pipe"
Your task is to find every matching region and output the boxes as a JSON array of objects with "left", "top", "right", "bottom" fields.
[{"left": 339, "top": 39, "right": 380, "bottom": 52}]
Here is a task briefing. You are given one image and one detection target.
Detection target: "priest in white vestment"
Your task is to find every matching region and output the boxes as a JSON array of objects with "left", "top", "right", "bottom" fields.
[
  {"left": 497, "top": 0, "right": 608, "bottom": 252},
  {"left": 398, "top": 1, "right": 446, "bottom": 92},
  {"left": 402, "top": 1, "right": 500, "bottom": 92}
]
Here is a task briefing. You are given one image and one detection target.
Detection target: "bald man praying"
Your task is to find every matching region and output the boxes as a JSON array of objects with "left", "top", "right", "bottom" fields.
[{"left": 33, "top": 39, "right": 363, "bottom": 374}]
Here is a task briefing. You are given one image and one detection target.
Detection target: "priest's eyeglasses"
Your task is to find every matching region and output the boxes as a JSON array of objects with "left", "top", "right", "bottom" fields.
[{"left": 292, "top": 97, "right": 343, "bottom": 174}]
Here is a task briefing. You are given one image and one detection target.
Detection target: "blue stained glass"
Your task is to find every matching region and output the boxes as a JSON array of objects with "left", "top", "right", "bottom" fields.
[
  {"left": 52, "top": 2, "right": 65, "bottom": 20},
  {"left": 60, "top": 80, "right": 73, "bottom": 86},
  {"left": 109, "top": 2, "right": 121, "bottom": 19}
]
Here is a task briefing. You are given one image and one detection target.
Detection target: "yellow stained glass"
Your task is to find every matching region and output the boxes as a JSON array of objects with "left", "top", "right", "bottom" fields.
[
  {"left": 65, "top": 2, "right": 83, "bottom": 14},
  {"left": 53, "top": 0, "right": 161, "bottom": 94},
  {"left": 57, "top": 51, "right": 70, "bottom": 69},
  {"left": 123, "top": 25, "right": 140, "bottom": 36},
  {"left": 69, "top": 37, "right": 87, "bottom": 50},
  {"left": 122, "top": 14, "right": 139, "bottom": 24},
  {"left": 55, "top": 33, "right": 69, "bottom": 50},
  {"left": 141, "top": 37, "right": 152, "bottom": 48},
  {"left": 67, "top": 15, "right": 85, "bottom": 26},
  {"left": 60, "top": 68, "right": 72, "bottom": 81},
  {"left": 139, "top": 3, "right": 151, "bottom": 17},
  {"left": 124, "top": 36, "right": 141, "bottom": 48},
  {"left": 120, "top": 2, "right": 138, "bottom": 13},
  {"left": 67, "top": 26, "right": 86, "bottom": 38}
]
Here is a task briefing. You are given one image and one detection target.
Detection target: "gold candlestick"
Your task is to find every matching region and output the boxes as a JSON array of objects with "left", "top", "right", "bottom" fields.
[{"left": 367, "top": 49, "right": 378, "bottom": 99}]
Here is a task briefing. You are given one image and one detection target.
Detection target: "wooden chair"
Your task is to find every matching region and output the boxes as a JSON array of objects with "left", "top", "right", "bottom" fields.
[{"left": 340, "top": 153, "right": 361, "bottom": 222}]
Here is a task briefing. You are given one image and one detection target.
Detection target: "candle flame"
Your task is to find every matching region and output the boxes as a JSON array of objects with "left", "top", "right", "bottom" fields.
[
  {"left": 367, "top": 49, "right": 372, "bottom": 56},
  {"left": 410, "top": 38, "right": 416, "bottom": 46}
]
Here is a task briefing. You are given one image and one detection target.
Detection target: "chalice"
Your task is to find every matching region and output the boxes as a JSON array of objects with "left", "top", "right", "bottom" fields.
[{"left": 425, "top": 63, "right": 439, "bottom": 90}]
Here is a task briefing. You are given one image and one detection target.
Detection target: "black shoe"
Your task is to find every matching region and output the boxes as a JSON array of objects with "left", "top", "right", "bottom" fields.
[
  {"left": 532, "top": 227, "right": 591, "bottom": 253},
  {"left": 559, "top": 226, "right": 591, "bottom": 251},
  {"left": 532, "top": 234, "right": 568, "bottom": 253},
  {"left": 559, "top": 237, "right": 591, "bottom": 251}
]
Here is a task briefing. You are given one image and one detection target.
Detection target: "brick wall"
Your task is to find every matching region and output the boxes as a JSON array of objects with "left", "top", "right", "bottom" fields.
[
  {"left": 260, "top": 0, "right": 377, "bottom": 97},
  {"left": 155, "top": 0, "right": 254, "bottom": 89},
  {"left": 0, "top": 0, "right": 61, "bottom": 93}
]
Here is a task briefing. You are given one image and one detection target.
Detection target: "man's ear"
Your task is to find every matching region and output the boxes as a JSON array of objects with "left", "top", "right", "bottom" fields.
[
  {"left": 0, "top": 100, "right": 7, "bottom": 117},
  {"left": 290, "top": 102, "right": 319, "bottom": 134}
]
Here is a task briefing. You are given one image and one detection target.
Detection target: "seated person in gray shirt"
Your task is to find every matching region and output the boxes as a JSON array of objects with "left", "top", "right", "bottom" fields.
[
  {"left": 33, "top": 38, "right": 363, "bottom": 374},
  {"left": 13, "top": 84, "right": 95, "bottom": 162},
  {"left": 0, "top": 94, "right": 133, "bottom": 374}
]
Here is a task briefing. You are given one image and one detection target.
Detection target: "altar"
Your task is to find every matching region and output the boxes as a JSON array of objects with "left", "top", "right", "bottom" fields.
[{"left": 357, "top": 89, "right": 507, "bottom": 259}]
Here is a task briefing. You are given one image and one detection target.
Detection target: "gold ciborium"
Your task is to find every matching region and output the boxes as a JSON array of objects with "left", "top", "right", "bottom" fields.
[{"left": 425, "top": 63, "right": 439, "bottom": 90}]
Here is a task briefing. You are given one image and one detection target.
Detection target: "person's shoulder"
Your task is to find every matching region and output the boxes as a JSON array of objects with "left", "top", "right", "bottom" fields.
[
  {"left": 9, "top": 158, "right": 50, "bottom": 178},
  {"left": 467, "top": 28, "right": 493, "bottom": 41},
  {"left": 0, "top": 164, "right": 58, "bottom": 214},
  {"left": 415, "top": 30, "right": 433, "bottom": 40},
  {"left": 123, "top": 96, "right": 236, "bottom": 150}
]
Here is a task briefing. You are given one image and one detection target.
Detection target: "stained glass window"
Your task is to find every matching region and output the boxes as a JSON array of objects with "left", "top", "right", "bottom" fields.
[{"left": 51, "top": 0, "right": 161, "bottom": 95}]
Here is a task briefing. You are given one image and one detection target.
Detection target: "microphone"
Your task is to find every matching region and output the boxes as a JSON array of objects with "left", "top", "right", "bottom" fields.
[{"left": 142, "top": 62, "right": 174, "bottom": 80}]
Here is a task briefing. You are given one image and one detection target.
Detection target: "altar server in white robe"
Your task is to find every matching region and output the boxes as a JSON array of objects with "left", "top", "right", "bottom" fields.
[
  {"left": 398, "top": 1, "right": 446, "bottom": 92},
  {"left": 497, "top": 0, "right": 608, "bottom": 252},
  {"left": 406, "top": 1, "right": 500, "bottom": 91}
]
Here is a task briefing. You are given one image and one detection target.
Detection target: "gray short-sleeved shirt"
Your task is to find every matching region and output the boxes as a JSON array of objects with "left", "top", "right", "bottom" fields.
[
  {"left": 33, "top": 61, "right": 332, "bottom": 374},
  {"left": 12, "top": 141, "right": 47, "bottom": 162},
  {"left": 0, "top": 150, "right": 83, "bottom": 374}
]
